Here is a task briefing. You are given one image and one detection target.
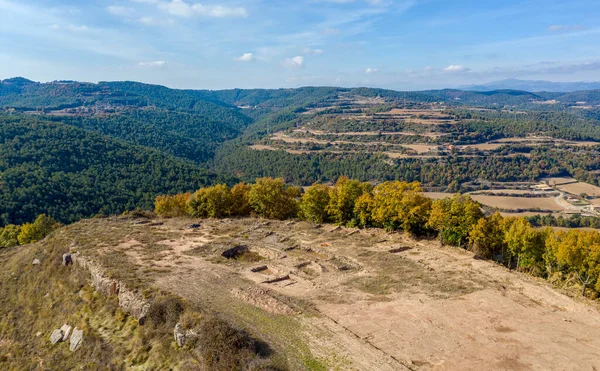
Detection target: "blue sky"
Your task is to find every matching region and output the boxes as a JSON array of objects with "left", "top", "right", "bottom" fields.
[{"left": 1, "top": 0, "right": 599, "bottom": 90}]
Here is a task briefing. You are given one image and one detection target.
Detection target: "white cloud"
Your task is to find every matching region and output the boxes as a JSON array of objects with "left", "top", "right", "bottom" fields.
[
  {"left": 235, "top": 52, "right": 254, "bottom": 62},
  {"left": 138, "top": 16, "right": 174, "bottom": 25},
  {"left": 303, "top": 48, "right": 323, "bottom": 55},
  {"left": 365, "top": 67, "right": 379, "bottom": 74},
  {"left": 138, "top": 60, "right": 167, "bottom": 67},
  {"left": 156, "top": 0, "right": 247, "bottom": 18},
  {"left": 444, "top": 64, "right": 468, "bottom": 72},
  {"left": 282, "top": 56, "right": 305, "bottom": 68},
  {"left": 66, "top": 24, "right": 88, "bottom": 32},
  {"left": 547, "top": 24, "right": 585, "bottom": 32},
  {"left": 107, "top": 5, "right": 133, "bottom": 16},
  {"left": 48, "top": 24, "right": 60, "bottom": 30}
]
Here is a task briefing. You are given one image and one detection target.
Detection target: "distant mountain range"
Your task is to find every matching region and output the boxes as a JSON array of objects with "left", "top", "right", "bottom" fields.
[{"left": 460, "top": 79, "right": 600, "bottom": 93}]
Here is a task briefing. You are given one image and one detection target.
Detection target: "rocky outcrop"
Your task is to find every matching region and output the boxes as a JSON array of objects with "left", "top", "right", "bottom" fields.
[
  {"left": 50, "top": 329, "right": 63, "bottom": 345},
  {"left": 72, "top": 253, "right": 150, "bottom": 321},
  {"left": 173, "top": 323, "right": 198, "bottom": 348},
  {"left": 32, "top": 259, "right": 40, "bottom": 265},
  {"left": 60, "top": 324, "right": 72, "bottom": 342},
  {"left": 69, "top": 328, "right": 83, "bottom": 351}
]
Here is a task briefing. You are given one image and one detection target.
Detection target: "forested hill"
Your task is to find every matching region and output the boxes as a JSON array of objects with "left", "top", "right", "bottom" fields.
[
  {"left": 0, "top": 115, "right": 221, "bottom": 225},
  {"left": 2, "top": 77, "right": 600, "bottom": 226}
]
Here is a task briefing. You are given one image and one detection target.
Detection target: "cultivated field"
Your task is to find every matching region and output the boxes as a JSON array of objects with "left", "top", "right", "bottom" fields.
[
  {"left": 470, "top": 195, "right": 564, "bottom": 211},
  {"left": 66, "top": 217, "right": 600, "bottom": 370},
  {"left": 558, "top": 182, "right": 600, "bottom": 197}
]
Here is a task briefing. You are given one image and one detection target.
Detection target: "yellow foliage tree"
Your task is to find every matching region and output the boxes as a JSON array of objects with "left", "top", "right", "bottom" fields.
[
  {"left": 547, "top": 230, "right": 600, "bottom": 296},
  {"left": 154, "top": 193, "right": 191, "bottom": 217},
  {"left": 299, "top": 183, "right": 331, "bottom": 223},
  {"left": 230, "top": 183, "right": 252, "bottom": 216},
  {"left": 188, "top": 185, "right": 233, "bottom": 218},
  {"left": 326, "top": 177, "right": 372, "bottom": 226},
  {"left": 503, "top": 218, "right": 548, "bottom": 273},
  {"left": 367, "top": 181, "right": 432, "bottom": 235},
  {"left": 468, "top": 212, "right": 507, "bottom": 259},
  {"left": 248, "top": 178, "right": 300, "bottom": 220},
  {"left": 17, "top": 214, "right": 60, "bottom": 245},
  {"left": 427, "top": 194, "right": 483, "bottom": 247},
  {"left": 0, "top": 224, "right": 22, "bottom": 248}
]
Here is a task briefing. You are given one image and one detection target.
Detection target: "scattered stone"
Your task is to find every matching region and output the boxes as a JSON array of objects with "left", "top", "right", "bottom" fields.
[
  {"left": 189, "top": 223, "right": 201, "bottom": 229},
  {"left": 389, "top": 246, "right": 411, "bottom": 254},
  {"left": 262, "top": 274, "right": 290, "bottom": 284},
  {"left": 329, "top": 226, "right": 342, "bottom": 232},
  {"left": 148, "top": 222, "right": 164, "bottom": 226},
  {"left": 60, "top": 324, "right": 73, "bottom": 341},
  {"left": 62, "top": 253, "right": 72, "bottom": 266},
  {"left": 250, "top": 265, "right": 268, "bottom": 273},
  {"left": 221, "top": 245, "right": 249, "bottom": 259},
  {"left": 174, "top": 323, "right": 186, "bottom": 347},
  {"left": 50, "top": 329, "right": 63, "bottom": 345},
  {"left": 69, "top": 328, "right": 83, "bottom": 351},
  {"left": 32, "top": 259, "right": 41, "bottom": 265},
  {"left": 36, "top": 332, "right": 42, "bottom": 337}
]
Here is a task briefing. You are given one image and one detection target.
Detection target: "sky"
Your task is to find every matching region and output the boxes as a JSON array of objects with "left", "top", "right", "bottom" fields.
[{"left": 1, "top": 0, "right": 600, "bottom": 90}]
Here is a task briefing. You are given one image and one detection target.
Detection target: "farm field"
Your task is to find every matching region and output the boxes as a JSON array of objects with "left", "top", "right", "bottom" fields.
[
  {"left": 470, "top": 195, "right": 564, "bottom": 211},
  {"left": 558, "top": 182, "right": 600, "bottom": 197}
]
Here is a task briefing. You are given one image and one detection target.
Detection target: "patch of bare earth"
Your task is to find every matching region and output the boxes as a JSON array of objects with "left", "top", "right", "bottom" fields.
[{"left": 70, "top": 217, "right": 600, "bottom": 370}]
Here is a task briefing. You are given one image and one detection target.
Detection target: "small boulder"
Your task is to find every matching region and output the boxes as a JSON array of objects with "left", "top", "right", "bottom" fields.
[
  {"left": 60, "top": 324, "right": 72, "bottom": 341},
  {"left": 50, "top": 329, "right": 63, "bottom": 345},
  {"left": 69, "top": 328, "right": 83, "bottom": 351},
  {"left": 174, "top": 323, "right": 186, "bottom": 347},
  {"left": 189, "top": 223, "right": 201, "bottom": 229},
  {"left": 32, "top": 259, "right": 40, "bottom": 265},
  {"left": 62, "top": 253, "right": 72, "bottom": 266},
  {"left": 36, "top": 332, "right": 42, "bottom": 337}
]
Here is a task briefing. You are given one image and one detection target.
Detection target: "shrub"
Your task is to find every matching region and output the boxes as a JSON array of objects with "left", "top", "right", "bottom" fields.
[
  {"left": 188, "top": 185, "right": 233, "bottom": 218},
  {"left": 248, "top": 178, "right": 300, "bottom": 220}
]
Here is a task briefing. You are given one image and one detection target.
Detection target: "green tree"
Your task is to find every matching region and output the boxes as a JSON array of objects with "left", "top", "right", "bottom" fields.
[
  {"left": 248, "top": 177, "right": 299, "bottom": 220},
  {"left": 299, "top": 183, "right": 331, "bottom": 223}
]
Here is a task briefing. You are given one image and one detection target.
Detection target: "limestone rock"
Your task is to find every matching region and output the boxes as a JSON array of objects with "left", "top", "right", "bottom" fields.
[
  {"left": 50, "top": 329, "right": 63, "bottom": 345},
  {"left": 62, "top": 253, "right": 72, "bottom": 266},
  {"left": 60, "top": 324, "right": 72, "bottom": 341},
  {"left": 174, "top": 323, "right": 186, "bottom": 347},
  {"left": 69, "top": 328, "right": 83, "bottom": 351},
  {"left": 32, "top": 259, "right": 40, "bottom": 265}
]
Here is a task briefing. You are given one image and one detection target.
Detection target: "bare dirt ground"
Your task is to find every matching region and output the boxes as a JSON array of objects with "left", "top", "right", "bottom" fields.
[{"left": 70, "top": 217, "right": 600, "bottom": 370}]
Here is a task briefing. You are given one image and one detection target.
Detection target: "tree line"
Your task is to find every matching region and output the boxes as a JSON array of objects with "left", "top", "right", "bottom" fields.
[
  {"left": 156, "top": 177, "right": 600, "bottom": 298},
  {"left": 0, "top": 214, "right": 60, "bottom": 248}
]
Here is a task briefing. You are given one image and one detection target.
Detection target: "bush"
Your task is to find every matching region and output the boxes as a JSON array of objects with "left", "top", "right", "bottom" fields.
[
  {"left": 16, "top": 214, "right": 60, "bottom": 245},
  {"left": 299, "top": 183, "right": 330, "bottom": 223}
]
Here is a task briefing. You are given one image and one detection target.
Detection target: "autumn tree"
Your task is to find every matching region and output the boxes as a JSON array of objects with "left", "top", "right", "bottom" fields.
[
  {"left": 248, "top": 177, "right": 300, "bottom": 220},
  {"left": 299, "top": 183, "right": 331, "bottom": 223},
  {"left": 468, "top": 212, "right": 507, "bottom": 259},
  {"left": 17, "top": 214, "right": 60, "bottom": 245},
  {"left": 0, "top": 224, "right": 21, "bottom": 248},
  {"left": 230, "top": 182, "right": 252, "bottom": 217},
  {"left": 547, "top": 230, "right": 600, "bottom": 296},
  {"left": 368, "top": 181, "right": 432, "bottom": 235},
  {"left": 503, "top": 218, "right": 548, "bottom": 273},
  {"left": 154, "top": 193, "right": 191, "bottom": 217},
  {"left": 327, "top": 177, "right": 372, "bottom": 226},
  {"left": 427, "top": 194, "right": 483, "bottom": 247},
  {"left": 188, "top": 184, "right": 233, "bottom": 218}
]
